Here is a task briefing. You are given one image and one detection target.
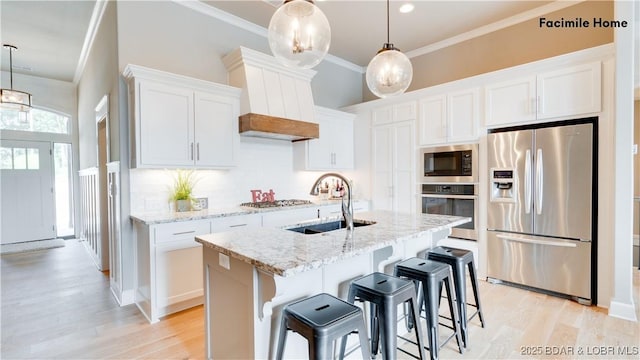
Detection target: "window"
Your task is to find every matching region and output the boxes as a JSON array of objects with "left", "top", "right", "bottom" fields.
[
  {"left": 54, "top": 143, "right": 74, "bottom": 237},
  {"left": 0, "top": 146, "right": 40, "bottom": 169},
  {"left": 0, "top": 108, "right": 70, "bottom": 134}
]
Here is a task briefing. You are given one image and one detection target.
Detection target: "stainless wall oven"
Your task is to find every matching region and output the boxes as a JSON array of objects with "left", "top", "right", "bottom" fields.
[
  {"left": 421, "top": 184, "right": 478, "bottom": 241},
  {"left": 421, "top": 144, "right": 478, "bottom": 183}
]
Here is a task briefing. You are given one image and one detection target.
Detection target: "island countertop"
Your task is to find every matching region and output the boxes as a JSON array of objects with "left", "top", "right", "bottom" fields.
[{"left": 195, "top": 210, "right": 469, "bottom": 277}]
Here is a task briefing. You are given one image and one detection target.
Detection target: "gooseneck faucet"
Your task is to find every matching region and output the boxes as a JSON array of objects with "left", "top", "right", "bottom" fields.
[{"left": 310, "top": 173, "right": 353, "bottom": 232}]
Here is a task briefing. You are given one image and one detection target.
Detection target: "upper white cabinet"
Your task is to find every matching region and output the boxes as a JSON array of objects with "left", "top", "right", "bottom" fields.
[
  {"left": 194, "top": 92, "right": 238, "bottom": 168},
  {"left": 124, "top": 65, "right": 241, "bottom": 169},
  {"left": 484, "top": 77, "right": 536, "bottom": 126},
  {"left": 372, "top": 101, "right": 416, "bottom": 126},
  {"left": 294, "top": 106, "right": 355, "bottom": 170},
  {"left": 536, "top": 62, "right": 602, "bottom": 120},
  {"left": 485, "top": 61, "right": 601, "bottom": 127},
  {"left": 418, "top": 88, "right": 480, "bottom": 146},
  {"left": 372, "top": 121, "right": 415, "bottom": 214},
  {"left": 371, "top": 101, "right": 416, "bottom": 214}
]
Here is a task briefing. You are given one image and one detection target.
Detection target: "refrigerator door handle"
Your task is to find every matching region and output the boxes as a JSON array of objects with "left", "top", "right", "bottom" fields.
[
  {"left": 496, "top": 234, "right": 577, "bottom": 248},
  {"left": 525, "top": 149, "right": 532, "bottom": 214},
  {"left": 536, "top": 148, "right": 544, "bottom": 215}
]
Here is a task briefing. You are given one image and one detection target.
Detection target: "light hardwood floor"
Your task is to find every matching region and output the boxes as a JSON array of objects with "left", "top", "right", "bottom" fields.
[{"left": 1, "top": 239, "right": 638, "bottom": 359}]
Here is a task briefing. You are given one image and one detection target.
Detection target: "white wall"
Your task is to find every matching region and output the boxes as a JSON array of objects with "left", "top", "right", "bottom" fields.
[
  {"left": 77, "top": 0, "right": 119, "bottom": 169},
  {"left": 0, "top": 71, "right": 77, "bottom": 118},
  {"left": 116, "top": 1, "right": 362, "bottom": 109}
]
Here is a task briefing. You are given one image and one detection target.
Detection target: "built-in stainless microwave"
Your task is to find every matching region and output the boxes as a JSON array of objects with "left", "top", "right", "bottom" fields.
[{"left": 420, "top": 144, "right": 478, "bottom": 183}]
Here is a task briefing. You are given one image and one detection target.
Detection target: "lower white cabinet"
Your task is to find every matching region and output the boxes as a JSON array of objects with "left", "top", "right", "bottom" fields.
[
  {"left": 134, "top": 219, "right": 212, "bottom": 323},
  {"left": 262, "top": 207, "right": 320, "bottom": 228}
]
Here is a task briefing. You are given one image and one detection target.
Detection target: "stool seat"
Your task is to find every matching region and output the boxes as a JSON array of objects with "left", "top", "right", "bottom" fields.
[
  {"left": 428, "top": 246, "right": 474, "bottom": 264},
  {"left": 341, "top": 272, "right": 427, "bottom": 360},
  {"left": 286, "top": 293, "right": 359, "bottom": 328},
  {"left": 427, "top": 246, "right": 485, "bottom": 348},
  {"left": 395, "top": 258, "right": 463, "bottom": 360},
  {"left": 276, "top": 293, "right": 371, "bottom": 360}
]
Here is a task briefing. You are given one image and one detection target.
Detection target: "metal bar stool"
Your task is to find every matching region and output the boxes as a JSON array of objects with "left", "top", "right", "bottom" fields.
[
  {"left": 340, "top": 272, "right": 427, "bottom": 360},
  {"left": 394, "top": 257, "right": 463, "bottom": 360},
  {"left": 275, "top": 293, "right": 371, "bottom": 360},
  {"left": 427, "top": 246, "right": 485, "bottom": 348}
]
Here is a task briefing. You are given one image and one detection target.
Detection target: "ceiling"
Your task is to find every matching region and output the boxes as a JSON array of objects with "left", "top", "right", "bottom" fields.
[
  {"left": 0, "top": 0, "right": 96, "bottom": 82},
  {"left": 0, "top": 0, "right": 638, "bottom": 89},
  {"left": 207, "top": 0, "right": 555, "bottom": 67}
]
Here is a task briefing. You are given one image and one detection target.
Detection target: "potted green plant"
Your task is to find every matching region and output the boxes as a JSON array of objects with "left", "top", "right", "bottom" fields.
[{"left": 170, "top": 169, "right": 198, "bottom": 212}]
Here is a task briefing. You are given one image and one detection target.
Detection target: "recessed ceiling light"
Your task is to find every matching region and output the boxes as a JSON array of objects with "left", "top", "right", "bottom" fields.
[{"left": 399, "top": 3, "right": 414, "bottom": 14}]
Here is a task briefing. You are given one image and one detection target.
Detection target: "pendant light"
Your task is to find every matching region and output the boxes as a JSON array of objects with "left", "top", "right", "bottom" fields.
[
  {"left": 268, "top": 0, "right": 331, "bottom": 69},
  {"left": 1, "top": 45, "right": 32, "bottom": 112},
  {"left": 366, "top": 0, "right": 413, "bottom": 98}
]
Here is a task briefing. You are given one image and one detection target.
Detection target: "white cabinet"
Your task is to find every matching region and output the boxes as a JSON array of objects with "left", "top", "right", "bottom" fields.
[
  {"left": 193, "top": 91, "right": 238, "bottom": 168},
  {"left": 319, "top": 200, "right": 370, "bottom": 218},
  {"left": 137, "top": 80, "right": 194, "bottom": 167},
  {"left": 372, "top": 101, "right": 416, "bottom": 126},
  {"left": 294, "top": 106, "right": 355, "bottom": 170},
  {"left": 133, "top": 213, "right": 263, "bottom": 323},
  {"left": 418, "top": 88, "right": 480, "bottom": 146},
  {"left": 212, "top": 213, "right": 262, "bottom": 231},
  {"left": 485, "top": 62, "right": 601, "bottom": 127},
  {"left": 262, "top": 207, "right": 320, "bottom": 228},
  {"left": 134, "top": 219, "right": 211, "bottom": 323},
  {"left": 536, "top": 62, "right": 602, "bottom": 120},
  {"left": 372, "top": 102, "right": 416, "bottom": 214},
  {"left": 484, "top": 77, "right": 536, "bottom": 126},
  {"left": 372, "top": 121, "right": 415, "bottom": 214},
  {"left": 124, "top": 64, "right": 241, "bottom": 169}
]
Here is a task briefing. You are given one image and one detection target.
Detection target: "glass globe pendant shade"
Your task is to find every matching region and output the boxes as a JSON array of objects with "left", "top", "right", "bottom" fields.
[
  {"left": 268, "top": 0, "right": 331, "bottom": 69},
  {"left": 366, "top": 45, "right": 413, "bottom": 98}
]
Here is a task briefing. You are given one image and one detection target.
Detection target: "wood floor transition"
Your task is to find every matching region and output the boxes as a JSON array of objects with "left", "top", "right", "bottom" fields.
[{"left": 1, "top": 239, "right": 638, "bottom": 359}]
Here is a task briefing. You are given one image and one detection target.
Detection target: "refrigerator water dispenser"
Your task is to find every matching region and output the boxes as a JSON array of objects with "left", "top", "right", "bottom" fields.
[{"left": 490, "top": 168, "right": 515, "bottom": 202}]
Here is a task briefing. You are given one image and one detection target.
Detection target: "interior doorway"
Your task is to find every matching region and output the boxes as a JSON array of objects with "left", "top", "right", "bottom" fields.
[{"left": 94, "top": 95, "right": 110, "bottom": 270}]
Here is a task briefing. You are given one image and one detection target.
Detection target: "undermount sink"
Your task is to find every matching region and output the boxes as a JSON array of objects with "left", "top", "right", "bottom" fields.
[{"left": 286, "top": 219, "right": 376, "bottom": 235}]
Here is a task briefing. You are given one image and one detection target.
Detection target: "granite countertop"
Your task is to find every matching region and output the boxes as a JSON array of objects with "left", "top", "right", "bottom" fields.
[
  {"left": 130, "top": 199, "right": 360, "bottom": 225},
  {"left": 195, "top": 210, "right": 470, "bottom": 277}
]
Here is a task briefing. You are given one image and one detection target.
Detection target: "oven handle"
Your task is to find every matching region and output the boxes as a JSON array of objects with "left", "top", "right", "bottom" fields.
[{"left": 421, "top": 194, "right": 477, "bottom": 200}]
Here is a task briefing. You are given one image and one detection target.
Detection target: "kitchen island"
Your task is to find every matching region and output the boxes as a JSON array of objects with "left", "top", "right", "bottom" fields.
[{"left": 195, "top": 210, "right": 469, "bottom": 359}]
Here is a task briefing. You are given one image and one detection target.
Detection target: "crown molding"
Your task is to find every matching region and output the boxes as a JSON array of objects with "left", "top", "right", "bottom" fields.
[
  {"left": 406, "top": 0, "right": 586, "bottom": 60},
  {"left": 174, "top": 0, "right": 364, "bottom": 74},
  {"left": 73, "top": 0, "right": 109, "bottom": 85}
]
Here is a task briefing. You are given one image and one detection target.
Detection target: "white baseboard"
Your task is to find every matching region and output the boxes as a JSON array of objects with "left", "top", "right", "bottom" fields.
[{"left": 609, "top": 300, "right": 638, "bottom": 322}]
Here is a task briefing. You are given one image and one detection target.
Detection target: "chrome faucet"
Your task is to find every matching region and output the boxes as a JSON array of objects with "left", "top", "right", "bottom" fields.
[{"left": 310, "top": 173, "right": 353, "bottom": 232}]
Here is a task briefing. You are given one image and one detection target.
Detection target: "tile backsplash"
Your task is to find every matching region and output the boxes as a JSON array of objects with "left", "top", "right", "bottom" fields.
[{"left": 129, "top": 137, "right": 361, "bottom": 213}]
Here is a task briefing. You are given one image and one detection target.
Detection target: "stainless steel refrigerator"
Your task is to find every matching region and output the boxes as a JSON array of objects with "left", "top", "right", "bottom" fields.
[{"left": 487, "top": 119, "right": 595, "bottom": 304}]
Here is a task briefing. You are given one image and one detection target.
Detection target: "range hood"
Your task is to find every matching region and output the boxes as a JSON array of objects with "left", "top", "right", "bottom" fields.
[{"left": 223, "top": 47, "right": 319, "bottom": 141}]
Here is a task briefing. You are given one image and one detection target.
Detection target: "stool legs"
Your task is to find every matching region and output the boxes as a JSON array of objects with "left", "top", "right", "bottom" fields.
[
  {"left": 468, "top": 262, "right": 485, "bottom": 328},
  {"left": 276, "top": 314, "right": 288, "bottom": 360},
  {"left": 451, "top": 264, "right": 468, "bottom": 348},
  {"left": 421, "top": 271, "right": 463, "bottom": 360},
  {"left": 443, "top": 272, "right": 463, "bottom": 354},
  {"left": 310, "top": 336, "right": 330, "bottom": 360},
  {"left": 343, "top": 273, "right": 427, "bottom": 360}
]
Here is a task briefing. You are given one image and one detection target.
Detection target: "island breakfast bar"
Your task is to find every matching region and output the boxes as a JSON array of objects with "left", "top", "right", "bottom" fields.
[{"left": 195, "top": 210, "right": 470, "bottom": 359}]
